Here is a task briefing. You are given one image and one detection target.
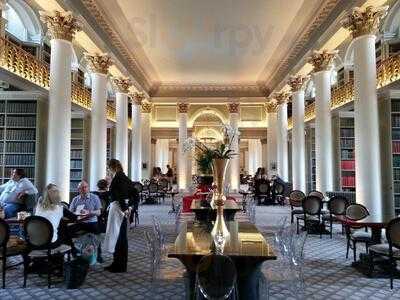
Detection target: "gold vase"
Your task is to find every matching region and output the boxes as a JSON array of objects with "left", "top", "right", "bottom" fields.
[{"left": 210, "top": 158, "right": 230, "bottom": 252}]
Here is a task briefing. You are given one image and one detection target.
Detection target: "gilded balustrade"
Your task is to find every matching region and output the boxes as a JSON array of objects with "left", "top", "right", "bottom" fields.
[{"left": 0, "top": 37, "right": 120, "bottom": 123}]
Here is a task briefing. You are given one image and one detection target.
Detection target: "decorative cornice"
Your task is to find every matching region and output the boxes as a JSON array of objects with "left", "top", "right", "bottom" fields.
[
  {"left": 177, "top": 102, "right": 189, "bottom": 114},
  {"left": 39, "top": 11, "right": 81, "bottom": 41},
  {"left": 227, "top": 102, "right": 240, "bottom": 114},
  {"left": 342, "top": 6, "right": 388, "bottom": 39},
  {"left": 141, "top": 101, "right": 152, "bottom": 113},
  {"left": 80, "top": 0, "right": 152, "bottom": 91},
  {"left": 84, "top": 52, "right": 112, "bottom": 75},
  {"left": 308, "top": 50, "right": 338, "bottom": 73},
  {"left": 113, "top": 77, "right": 131, "bottom": 94},
  {"left": 261, "top": 0, "right": 341, "bottom": 89},
  {"left": 274, "top": 91, "right": 291, "bottom": 105},
  {"left": 265, "top": 99, "right": 279, "bottom": 113},
  {"left": 130, "top": 92, "right": 145, "bottom": 106},
  {"left": 288, "top": 75, "right": 309, "bottom": 92}
]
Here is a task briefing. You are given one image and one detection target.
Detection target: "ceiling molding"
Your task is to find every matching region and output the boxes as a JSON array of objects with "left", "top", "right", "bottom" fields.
[{"left": 79, "top": 0, "right": 153, "bottom": 92}]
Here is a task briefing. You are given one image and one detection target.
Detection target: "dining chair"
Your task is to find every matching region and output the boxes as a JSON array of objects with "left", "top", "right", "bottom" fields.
[
  {"left": 152, "top": 216, "right": 167, "bottom": 258},
  {"left": 289, "top": 190, "right": 305, "bottom": 223},
  {"left": 322, "top": 196, "right": 349, "bottom": 238},
  {"left": 260, "top": 228, "right": 308, "bottom": 299},
  {"left": 144, "top": 230, "right": 162, "bottom": 285},
  {"left": 195, "top": 254, "right": 238, "bottom": 300},
  {"left": 296, "top": 196, "right": 323, "bottom": 238},
  {"left": 257, "top": 182, "right": 270, "bottom": 205},
  {"left": 274, "top": 182, "right": 286, "bottom": 205},
  {"left": 273, "top": 216, "right": 288, "bottom": 255},
  {"left": 148, "top": 182, "right": 160, "bottom": 204},
  {"left": 132, "top": 181, "right": 144, "bottom": 203},
  {"left": 23, "top": 216, "right": 71, "bottom": 288},
  {"left": 369, "top": 217, "right": 400, "bottom": 289},
  {"left": 344, "top": 204, "right": 372, "bottom": 262},
  {"left": 0, "top": 219, "right": 27, "bottom": 288},
  {"left": 308, "top": 190, "right": 324, "bottom": 200},
  {"left": 158, "top": 179, "right": 169, "bottom": 202}
]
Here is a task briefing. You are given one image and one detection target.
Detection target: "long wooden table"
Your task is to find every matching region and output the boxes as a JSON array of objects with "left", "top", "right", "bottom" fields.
[{"left": 168, "top": 220, "right": 276, "bottom": 299}]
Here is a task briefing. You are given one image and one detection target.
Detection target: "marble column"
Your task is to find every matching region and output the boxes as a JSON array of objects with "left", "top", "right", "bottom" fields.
[
  {"left": 0, "top": 0, "right": 7, "bottom": 38},
  {"left": 266, "top": 100, "right": 278, "bottom": 177},
  {"left": 228, "top": 103, "right": 240, "bottom": 192},
  {"left": 275, "top": 92, "right": 290, "bottom": 181},
  {"left": 288, "top": 75, "right": 309, "bottom": 192},
  {"left": 85, "top": 53, "right": 112, "bottom": 190},
  {"left": 308, "top": 50, "right": 337, "bottom": 194},
  {"left": 177, "top": 102, "right": 189, "bottom": 191},
  {"left": 40, "top": 11, "right": 80, "bottom": 202},
  {"left": 113, "top": 77, "right": 131, "bottom": 172},
  {"left": 343, "top": 6, "right": 389, "bottom": 216},
  {"left": 130, "top": 92, "right": 145, "bottom": 181},
  {"left": 141, "top": 101, "right": 152, "bottom": 180}
]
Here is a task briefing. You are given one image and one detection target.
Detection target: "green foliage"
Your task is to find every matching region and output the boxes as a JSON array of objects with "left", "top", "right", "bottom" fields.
[{"left": 196, "top": 149, "right": 213, "bottom": 174}]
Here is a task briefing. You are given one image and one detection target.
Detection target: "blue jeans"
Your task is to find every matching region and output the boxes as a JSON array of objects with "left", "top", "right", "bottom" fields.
[{"left": 3, "top": 202, "right": 23, "bottom": 218}]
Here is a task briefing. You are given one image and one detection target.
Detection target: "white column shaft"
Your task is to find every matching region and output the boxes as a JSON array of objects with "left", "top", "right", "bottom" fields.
[
  {"left": 46, "top": 39, "right": 72, "bottom": 202},
  {"left": 267, "top": 112, "right": 277, "bottom": 177},
  {"left": 115, "top": 92, "right": 128, "bottom": 172},
  {"left": 314, "top": 70, "right": 333, "bottom": 194},
  {"left": 292, "top": 90, "right": 306, "bottom": 191},
  {"left": 89, "top": 73, "right": 108, "bottom": 190},
  {"left": 131, "top": 104, "right": 142, "bottom": 181},
  {"left": 354, "top": 35, "right": 384, "bottom": 216},
  {"left": 178, "top": 113, "right": 188, "bottom": 190},
  {"left": 229, "top": 112, "right": 240, "bottom": 191},
  {"left": 277, "top": 104, "right": 288, "bottom": 181},
  {"left": 141, "top": 113, "right": 151, "bottom": 179}
]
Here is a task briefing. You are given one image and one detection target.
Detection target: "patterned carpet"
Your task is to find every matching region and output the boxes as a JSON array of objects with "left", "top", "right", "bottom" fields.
[{"left": 1, "top": 202, "right": 400, "bottom": 300}]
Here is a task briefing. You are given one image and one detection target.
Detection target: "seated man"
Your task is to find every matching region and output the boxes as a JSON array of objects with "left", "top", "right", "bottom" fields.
[
  {"left": 69, "top": 180, "right": 102, "bottom": 235},
  {"left": 0, "top": 168, "right": 38, "bottom": 218}
]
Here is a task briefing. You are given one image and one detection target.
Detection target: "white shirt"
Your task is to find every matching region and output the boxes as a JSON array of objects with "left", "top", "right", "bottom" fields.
[
  {"left": 0, "top": 178, "right": 38, "bottom": 205},
  {"left": 35, "top": 204, "right": 64, "bottom": 243}
]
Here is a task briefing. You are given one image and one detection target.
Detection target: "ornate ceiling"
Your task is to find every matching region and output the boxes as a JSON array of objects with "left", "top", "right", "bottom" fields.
[{"left": 79, "top": 0, "right": 350, "bottom": 98}]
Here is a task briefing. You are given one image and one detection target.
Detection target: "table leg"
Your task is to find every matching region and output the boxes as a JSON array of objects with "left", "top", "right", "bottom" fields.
[
  {"left": 370, "top": 227, "right": 382, "bottom": 244},
  {"left": 237, "top": 265, "right": 262, "bottom": 300}
]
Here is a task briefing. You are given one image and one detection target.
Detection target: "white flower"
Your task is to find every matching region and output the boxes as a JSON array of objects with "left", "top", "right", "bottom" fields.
[
  {"left": 182, "top": 137, "right": 196, "bottom": 153},
  {"left": 222, "top": 123, "right": 240, "bottom": 140}
]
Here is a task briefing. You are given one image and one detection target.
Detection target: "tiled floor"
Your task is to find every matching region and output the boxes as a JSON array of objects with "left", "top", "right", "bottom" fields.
[{"left": 1, "top": 200, "right": 400, "bottom": 299}]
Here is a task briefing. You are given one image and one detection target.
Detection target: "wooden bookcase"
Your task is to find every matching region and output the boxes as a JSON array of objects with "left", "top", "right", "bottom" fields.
[
  {"left": 70, "top": 118, "right": 85, "bottom": 192},
  {"left": 338, "top": 113, "right": 356, "bottom": 192},
  {"left": 305, "top": 125, "right": 316, "bottom": 193}
]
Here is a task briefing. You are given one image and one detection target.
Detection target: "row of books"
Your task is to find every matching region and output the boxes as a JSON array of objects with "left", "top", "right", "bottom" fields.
[
  {"left": 4, "top": 154, "right": 35, "bottom": 165},
  {"left": 71, "top": 150, "right": 83, "bottom": 159},
  {"left": 5, "top": 116, "right": 36, "bottom": 127},
  {"left": 4, "top": 167, "right": 34, "bottom": 178},
  {"left": 340, "top": 128, "right": 354, "bottom": 137},
  {"left": 393, "top": 155, "right": 400, "bottom": 167},
  {"left": 393, "top": 129, "right": 400, "bottom": 141},
  {"left": 392, "top": 114, "right": 400, "bottom": 128},
  {"left": 394, "top": 182, "right": 400, "bottom": 194},
  {"left": 70, "top": 171, "right": 82, "bottom": 179},
  {"left": 394, "top": 195, "right": 400, "bottom": 209},
  {"left": 340, "top": 118, "right": 354, "bottom": 128},
  {"left": 71, "top": 119, "right": 84, "bottom": 129},
  {"left": 6, "top": 129, "right": 36, "bottom": 140},
  {"left": 70, "top": 181, "right": 80, "bottom": 190},
  {"left": 340, "top": 139, "right": 354, "bottom": 148},
  {"left": 394, "top": 168, "right": 400, "bottom": 181},
  {"left": 70, "top": 160, "right": 83, "bottom": 169},
  {"left": 5, "top": 142, "right": 35, "bottom": 153},
  {"left": 392, "top": 101, "right": 400, "bottom": 112},
  {"left": 341, "top": 150, "right": 354, "bottom": 160},
  {"left": 5, "top": 102, "right": 36, "bottom": 114},
  {"left": 341, "top": 160, "right": 355, "bottom": 170},
  {"left": 393, "top": 141, "right": 400, "bottom": 154},
  {"left": 342, "top": 176, "right": 355, "bottom": 187},
  {"left": 0, "top": 115, "right": 4, "bottom": 126},
  {"left": 0, "top": 102, "right": 4, "bottom": 113}
]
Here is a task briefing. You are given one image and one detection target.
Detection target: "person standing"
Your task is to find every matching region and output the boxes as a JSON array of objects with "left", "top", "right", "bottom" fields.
[
  {"left": 166, "top": 164, "right": 173, "bottom": 190},
  {"left": 0, "top": 168, "right": 38, "bottom": 218},
  {"left": 104, "top": 159, "right": 139, "bottom": 273}
]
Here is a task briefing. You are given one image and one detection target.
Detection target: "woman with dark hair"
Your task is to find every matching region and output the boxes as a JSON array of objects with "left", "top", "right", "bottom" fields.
[{"left": 103, "top": 159, "right": 139, "bottom": 273}]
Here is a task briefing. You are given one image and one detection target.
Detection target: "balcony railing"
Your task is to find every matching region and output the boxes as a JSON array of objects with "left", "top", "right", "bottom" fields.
[
  {"left": 288, "top": 52, "right": 400, "bottom": 129},
  {"left": 0, "top": 37, "right": 118, "bottom": 123}
]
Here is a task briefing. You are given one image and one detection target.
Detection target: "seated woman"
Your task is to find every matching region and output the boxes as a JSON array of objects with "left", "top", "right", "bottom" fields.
[
  {"left": 35, "top": 184, "right": 77, "bottom": 247},
  {"left": 92, "top": 179, "right": 111, "bottom": 233}
]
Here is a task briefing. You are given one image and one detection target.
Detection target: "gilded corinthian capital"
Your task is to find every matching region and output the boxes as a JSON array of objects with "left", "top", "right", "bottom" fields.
[
  {"left": 274, "top": 91, "right": 291, "bottom": 105},
  {"left": 141, "top": 101, "right": 152, "bottom": 113},
  {"left": 130, "top": 92, "right": 145, "bottom": 105},
  {"left": 288, "top": 75, "right": 309, "bottom": 92},
  {"left": 342, "top": 6, "right": 388, "bottom": 39},
  {"left": 227, "top": 102, "right": 240, "bottom": 114},
  {"left": 308, "top": 50, "right": 338, "bottom": 73},
  {"left": 177, "top": 102, "right": 189, "bottom": 113},
  {"left": 85, "top": 53, "right": 113, "bottom": 75},
  {"left": 265, "top": 99, "right": 278, "bottom": 113},
  {"left": 39, "top": 11, "right": 81, "bottom": 41},
  {"left": 113, "top": 77, "right": 131, "bottom": 93}
]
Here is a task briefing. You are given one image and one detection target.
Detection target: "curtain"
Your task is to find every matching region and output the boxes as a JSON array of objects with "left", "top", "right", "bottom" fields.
[
  {"left": 248, "top": 139, "right": 262, "bottom": 176},
  {"left": 155, "top": 139, "right": 169, "bottom": 173}
]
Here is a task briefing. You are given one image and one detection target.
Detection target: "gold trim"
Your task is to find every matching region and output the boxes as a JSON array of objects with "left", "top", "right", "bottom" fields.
[
  {"left": 113, "top": 77, "right": 131, "bottom": 94},
  {"left": 308, "top": 50, "right": 338, "bottom": 73},
  {"left": 177, "top": 102, "right": 189, "bottom": 113},
  {"left": 130, "top": 92, "right": 145, "bottom": 106},
  {"left": 342, "top": 6, "right": 388, "bottom": 38},
  {"left": 227, "top": 102, "right": 240, "bottom": 114},
  {"left": 84, "top": 52, "right": 112, "bottom": 75},
  {"left": 265, "top": 99, "right": 278, "bottom": 113},
  {"left": 141, "top": 101, "right": 152, "bottom": 113},
  {"left": 39, "top": 11, "right": 81, "bottom": 42},
  {"left": 274, "top": 91, "right": 291, "bottom": 105},
  {"left": 288, "top": 75, "right": 309, "bottom": 92}
]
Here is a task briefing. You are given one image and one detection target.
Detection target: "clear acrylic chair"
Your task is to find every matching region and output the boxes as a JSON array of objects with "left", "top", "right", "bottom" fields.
[
  {"left": 144, "top": 231, "right": 162, "bottom": 290},
  {"left": 273, "top": 216, "right": 288, "bottom": 256},
  {"left": 260, "top": 225, "right": 307, "bottom": 299},
  {"left": 152, "top": 215, "right": 167, "bottom": 258},
  {"left": 246, "top": 199, "right": 256, "bottom": 223}
]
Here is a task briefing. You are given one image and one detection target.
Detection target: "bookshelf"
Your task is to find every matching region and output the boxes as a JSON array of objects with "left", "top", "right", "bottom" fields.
[
  {"left": 305, "top": 126, "right": 316, "bottom": 192},
  {"left": 0, "top": 96, "right": 44, "bottom": 187},
  {"left": 107, "top": 127, "right": 113, "bottom": 161},
  {"left": 392, "top": 99, "right": 400, "bottom": 211},
  {"left": 70, "top": 118, "right": 85, "bottom": 192},
  {"left": 339, "top": 115, "right": 356, "bottom": 192}
]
